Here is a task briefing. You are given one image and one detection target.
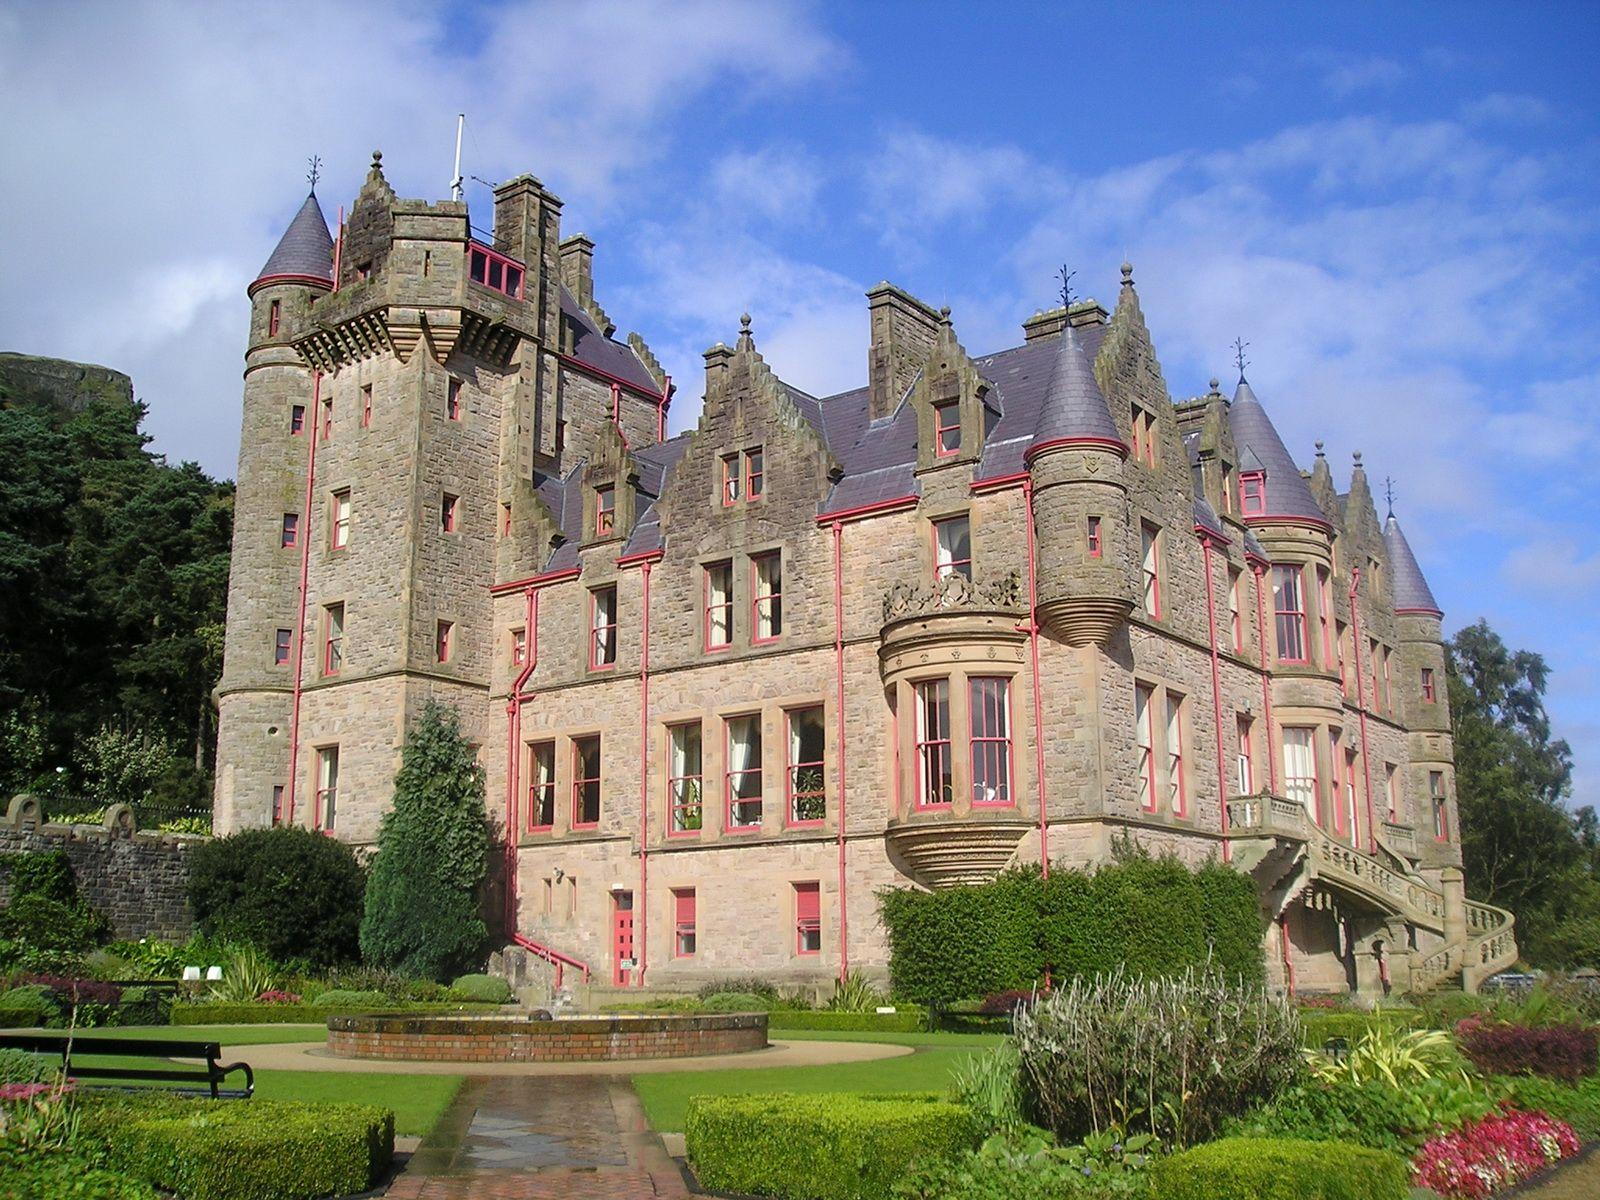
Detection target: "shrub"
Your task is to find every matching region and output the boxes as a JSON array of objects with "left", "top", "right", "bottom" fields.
[
  {"left": 6, "top": 851, "right": 77, "bottom": 904},
  {"left": 880, "top": 855, "right": 1264, "bottom": 1005},
  {"left": 896, "top": 1127, "right": 1157, "bottom": 1199},
  {"left": 1013, "top": 966, "right": 1300, "bottom": 1147},
  {"left": 1411, "top": 1109, "right": 1580, "bottom": 1199},
  {"left": 303, "top": 988, "right": 388, "bottom": 1008},
  {"left": 768, "top": 1010, "right": 925, "bottom": 1033},
  {"left": 360, "top": 701, "right": 489, "bottom": 979},
  {"left": 952, "top": 1044, "right": 1026, "bottom": 1135},
  {"left": 448, "top": 973, "right": 512, "bottom": 1003},
  {"left": 1457, "top": 1021, "right": 1598, "bottom": 1083},
  {"left": 700, "top": 990, "right": 775, "bottom": 1012},
  {"left": 1499, "top": 1073, "right": 1600, "bottom": 1141},
  {"left": 1225, "top": 1075, "right": 1498, "bottom": 1155},
  {"left": 74, "top": 1092, "right": 395, "bottom": 1200},
  {"left": 0, "top": 1047, "right": 56, "bottom": 1084},
  {"left": 1299, "top": 1009, "right": 1421, "bottom": 1047},
  {"left": 188, "top": 827, "right": 365, "bottom": 968},
  {"left": 828, "top": 970, "right": 886, "bottom": 1013},
  {"left": 687, "top": 1092, "right": 982, "bottom": 1200},
  {"left": 206, "top": 944, "right": 278, "bottom": 1004},
  {"left": 0, "top": 984, "right": 60, "bottom": 1026},
  {"left": 1304, "top": 1025, "right": 1463, "bottom": 1087},
  {"left": 977, "top": 989, "right": 1037, "bottom": 1016},
  {"left": 1149, "top": 1137, "right": 1408, "bottom": 1200},
  {"left": 0, "top": 1146, "right": 158, "bottom": 1200},
  {"left": 695, "top": 975, "right": 779, "bottom": 999},
  {"left": 255, "top": 989, "right": 302, "bottom": 1005},
  {"left": 170, "top": 1000, "right": 488, "bottom": 1024}
]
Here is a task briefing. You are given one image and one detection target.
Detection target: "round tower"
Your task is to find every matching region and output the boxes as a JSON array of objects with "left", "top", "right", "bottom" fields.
[{"left": 1025, "top": 321, "right": 1134, "bottom": 646}]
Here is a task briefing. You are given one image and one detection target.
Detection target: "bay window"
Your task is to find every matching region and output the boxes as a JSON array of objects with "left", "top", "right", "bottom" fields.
[
  {"left": 1317, "top": 566, "right": 1333, "bottom": 668},
  {"left": 913, "top": 679, "right": 954, "bottom": 808},
  {"left": 1272, "top": 564, "right": 1307, "bottom": 663},
  {"left": 786, "top": 707, "right": 826, "bottom": 824},
  {"left": 1282, "top": 727, "right": 1317, "bottom": 822},
  {"left": 969, "top": 677, "right": 1012, "bottom": 806},
  {"left": 1344, "top": 747, "right": 1361, "bottom": 846},
  {"left": 725, "top": 715, "right": 763, "bottom": 829},
  {"left": 668, "top": 723, "right": 703, "bottom": 835}
]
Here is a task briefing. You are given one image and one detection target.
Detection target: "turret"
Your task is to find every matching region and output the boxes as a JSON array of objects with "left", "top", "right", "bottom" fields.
[{"left": 1025, "top": 320, "right": 1133, "bottom": 645}]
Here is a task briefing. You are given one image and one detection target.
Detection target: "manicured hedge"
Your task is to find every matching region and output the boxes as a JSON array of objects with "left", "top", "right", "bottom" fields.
[
  {"left": 686, "top": 1092, "right": 981, "bottom": 1200},
  {"left": 1459, "top": 1022, "right": 1598, "bottom": 1082},
  {"left": 767, "top": 1009, "right": 926, "bottom": 1033},
  {"left": 170, "top": 1000, "right": 500, "bottom": 1025},
  {"left": 75, "top": 1092, "right": 394, "bottom": 1200},
  {"left": 880, "top": 857, "right": 1263, "bottom": 1004},
  {"left": 1298, "top": 1009, "right": 1421, "bottom": 1047},
  {"left": 1150, "top": 1137, "right": 1409, "bottom": 1200},
  {"left": 0, "top": 1145, "right": 158, "bottom": 1200},
  {"left": 449, "top": 973, "right": 513, "bottom": 1003}
]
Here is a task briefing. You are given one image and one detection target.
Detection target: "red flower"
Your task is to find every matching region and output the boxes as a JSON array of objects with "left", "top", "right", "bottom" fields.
[{"left": 1412, "top": 1108, "right": 1579, "bottom": 1198}]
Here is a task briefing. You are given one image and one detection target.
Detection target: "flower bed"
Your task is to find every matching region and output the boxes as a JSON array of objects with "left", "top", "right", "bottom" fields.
[
  {"left": 1457, "top": 1021, "right": 1598, "bottom": 1083},
  {"left": 1411, "top": 1109, "right": 1580, "bottom": 1199}
]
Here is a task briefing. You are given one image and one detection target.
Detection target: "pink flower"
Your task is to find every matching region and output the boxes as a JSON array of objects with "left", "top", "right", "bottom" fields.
[
  {"left": 1413, "top": 1108, "right": 1580, "bottom": 1198},
  {"left": 0, "top": 1082, "right": 68, "bottom": 1102}
]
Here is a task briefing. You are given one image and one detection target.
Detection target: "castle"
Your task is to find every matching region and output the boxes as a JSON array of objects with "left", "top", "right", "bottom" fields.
[{"left": 214, "top": 153, "right": 1514, "bottom": 998}]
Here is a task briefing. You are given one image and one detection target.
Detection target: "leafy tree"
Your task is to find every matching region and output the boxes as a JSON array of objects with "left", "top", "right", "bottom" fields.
[
  {"left": 360, "top": 701, "right": 491, "bottom": 979},
  {"left": 1447, "top": 619, "right": 1594, "bottom": 966},
  {"left": 188, "top": 826, "right": 365, "bottom": 968}
]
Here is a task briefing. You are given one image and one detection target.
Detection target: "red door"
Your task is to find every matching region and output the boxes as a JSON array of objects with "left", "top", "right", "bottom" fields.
[{"left": 612, "top": 890, "right": 635, "bottom": 987}]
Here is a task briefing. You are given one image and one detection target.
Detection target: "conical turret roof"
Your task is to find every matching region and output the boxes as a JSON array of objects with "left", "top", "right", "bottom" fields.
[
  {"left": 255, "top": 192, "right": 334, "bottom": 285},
  {"left": 1228, "top": 377, "right": 1328, "bottom": 525},
  {"left": 1026, "top": 322, "right": 1122, "bottom": 457},
  {"left": 1383, "top": 513, "right": 1442, "bottom": 615}
]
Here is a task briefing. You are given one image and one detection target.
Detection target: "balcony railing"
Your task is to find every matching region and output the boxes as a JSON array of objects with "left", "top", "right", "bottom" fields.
[{"left": 468, "top": 241, "right": 525, "bottom": 300}]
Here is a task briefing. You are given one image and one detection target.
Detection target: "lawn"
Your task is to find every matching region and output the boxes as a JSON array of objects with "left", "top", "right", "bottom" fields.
[
  {"left": 44, "top": 1024, "right": 464, "bottom": 1137},
  {"left": 631, "top": 1029, "right": 1003, "bottom": 1132}
]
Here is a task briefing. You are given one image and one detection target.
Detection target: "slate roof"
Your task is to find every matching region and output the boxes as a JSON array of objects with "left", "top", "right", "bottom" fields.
[
  {"left": 256, "top": 192, "right": 334, "bottom": 283},
  {"left": 538, "top": 434, "right": 691, "bottom": 571},
  {"left": 560, "top": 287, "right": 662, "bottom": 394},
  {"left": 1383, "top": 514, "right": 1443, "bottom": 615},
  {"left": 1029, "top": 322, "right": 1123, "bottom": 453},
  {"left": 1228, "top": 377, "right": 1328, "bottom": 525}
]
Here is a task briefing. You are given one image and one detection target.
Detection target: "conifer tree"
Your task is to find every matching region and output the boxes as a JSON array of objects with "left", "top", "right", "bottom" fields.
[{"left": 360, "top": 701, "right": 490, "bottom": 978}]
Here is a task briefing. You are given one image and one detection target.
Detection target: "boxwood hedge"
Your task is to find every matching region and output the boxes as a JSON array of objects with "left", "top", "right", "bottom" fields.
[
  {"left": 170, "top": 999, "right": 500, "bottom": 1025},
  {"left": 686, "top": 1092, "right": 981, "bottom": 1200},
  {"left": 74, "top": 1092, "right": 394, "bottom": 1200},
  {"left": 766, "top": 1009, "right": 927, "bottom": 1033},
  {"left": 879, "top": 856, "right": 1262, "bottom": 1004},
  {"left": 1149, "top": 1137, "right": 1408, "bottom": 1200}
]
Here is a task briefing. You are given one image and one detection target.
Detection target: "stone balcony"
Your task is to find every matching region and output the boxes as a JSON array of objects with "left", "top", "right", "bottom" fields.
[{"left": 878, "top": 571, "right": 1027, "bottom": 684}]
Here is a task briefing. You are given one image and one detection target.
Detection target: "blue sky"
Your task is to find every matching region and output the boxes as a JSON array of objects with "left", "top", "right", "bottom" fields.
[{"left": 2, "top": 1, "right": 1596, "bottom": 806}]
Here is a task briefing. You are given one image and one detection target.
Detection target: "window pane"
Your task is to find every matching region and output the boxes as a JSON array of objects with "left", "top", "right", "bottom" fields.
[
  {"left": 574, "top": 736, "right": 601, "bottom": 825},
  {"left": 707, "top": 562, "right": 732, "bottom": 647},
  {"left": 1283, "top": 728, "right": 1316, "bottom": 817},
  {"left": 969, "top": 677, "right": 1011, "bottom": 805},
  {"left": 935, "top": 517, "right": 971, "bottom": 580},
  {"left": 727, "top": 715, "right": 763, "bottom": 827},
  {"left": 1135, "top": 684, "right": 1154, "bottom": 811},
  {"left": 528, "top": 742, "right": 555, "bottom": 829},
  {"left": 756, "top": 553, "right": 782, "bottom": 639},
  {"left": 914, "top": 679, "right": 952, "bottom": 806},
  {"left": 787, "top": 706, "right": 826, "bottom": 822},
  {"left": 669, "top": 723, "right": 703, "bottom": 833}
]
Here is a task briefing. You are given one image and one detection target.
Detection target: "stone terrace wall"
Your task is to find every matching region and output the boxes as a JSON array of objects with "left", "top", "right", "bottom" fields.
[{"left": 0, "top": 796, "right": 198, "bottom": 942}]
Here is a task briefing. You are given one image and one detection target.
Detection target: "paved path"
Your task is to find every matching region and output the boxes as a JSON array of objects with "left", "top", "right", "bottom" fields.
[{"left": 386, "top": 1075, "right": 691, "bottom": 1199}]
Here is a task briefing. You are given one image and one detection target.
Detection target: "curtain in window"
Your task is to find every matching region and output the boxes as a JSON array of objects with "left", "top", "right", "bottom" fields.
[
  {"left": 728, "top": 716, "right": 762, "bottom": 826},
  {"left": 913, "top": 679, "right": 952, "bottom": 806},
  {"left": 969, "top": 677, "right": 1010, "bottom": 804},
  {"left": 1282, "top": 728, "right": 1317, "bottom": 817},
  {"left": 669, "top": 725, "right": 702, "bottom": 833}
]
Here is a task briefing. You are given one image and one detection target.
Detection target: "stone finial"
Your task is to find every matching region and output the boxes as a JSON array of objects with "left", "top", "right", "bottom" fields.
[
  {"left": 737, "top": 312, "right": 754, "bottom": 351},
  {"left": 1353, "top": 450, "right": 1363, "bottom": 466},
  {"left": 1315, "top": 440, "right": 1326, "bottom": 459},
  {"left": 1121, "top": 260, "right": 1134, "bottom": 286},
  {"left": 367, "top": 149, "right": 386, "bottom": 185},
  {"left": 1208, "top": 377, "right": 1221, "bottom": 396},
  {"left": 939, "top": 304, "right": 952, "bottom": 326}
]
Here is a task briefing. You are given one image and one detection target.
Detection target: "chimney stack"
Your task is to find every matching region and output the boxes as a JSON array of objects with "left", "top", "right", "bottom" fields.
[
  {"left": 559, "top": 234, "right": 596, "bottom": 313},
  {"left": 867, "top": 283, "right": 941, "bottom": 421}
]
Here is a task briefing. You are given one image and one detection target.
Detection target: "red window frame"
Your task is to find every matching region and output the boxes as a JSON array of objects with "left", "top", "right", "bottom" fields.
[
  {"left": 525, "top": 741, "right": 555, "bottom": 832},
  {"left": 1385, "top": 764, "right": 1399, "bottom": 822},
  {"left": 290, "top": 404, "right": 305, "bottom": 435},
  {"left": 467, "top": 241, "right": 525, "bottom": 299},
  {"left": 1166, "top": 692, "right": 1186, "bottom": 818},
  {"left": 1141, "top": 523, "right": 1162, "bottom": 618},
  {"left": 281, "top": 512, "right": 299, "bottom": 548},
  {"left": 704, "top": 560, "right": 733, "bottom": 650},
  {"left": 268, "top": 299, "right": 280, "bottom": 337},
  {"left": 724, "top": 714, "right": 763, "bottom": 831},
  {"left": 1135, "top": 683, "right": 1157, "bottom": 813},
  {"left": 446, "top": 378, "right": 462, "bottom": 421},
  {"left": 1240, "top": 471, "right": 1265, "bottom": 515},
  {"left": 1430, "top": 771, "right": 1449, "bottom": 840},
  {"left": 594, "top": 485, "right": 615, "bottom": 536},
  {"left": 969, "top": 676, "right": 1013, "bottom": 807},
  {"left": 913, "top": 678, "right": 953, "bottom": 809},
  {"left": 934, "top": 400, "right": 961, "bottom": 455},
  {"left": 361, "top": 383, "right": 372, "bottom": 428},
  {"left": 672, "top": 888, "right": 696, "bottom": 957},
  {"left": 510, "top": 626, "right": 526, "bottom": 666},
  {"left": 321, "top": 396, "right": 333, "bottom": 441},
  {"left": 1229, "top": 568, "right": 1244, "bottom": 652},
  {"left": 720, "top": 453, "right": 741, "bottom": 505},
  {"left": 745, "top": 448, "right": 764, "bottom": 499},
  {"left": 1272, "top": 564, "right": 1308, "bottom": 663},
  {"left": 794, "top": 882, "right": 821, "bottom": 955},
  {"left": 274, "top": 627, "right": 292, "bottom": 666},
  {"left": 1344, "top": 747, "right": 1360, "bottom": 845},
  {"left": 435, "top": 619, "right": 452, "bottom": 663},
  {"left": 314, "top": 746, "right": 338, "bottom": 832},
  {"left": 271, "top": 784, "right": 284, "bottom": 826},
  {"left": 1235, "top": 714, "right": 1254, "bottom": 795},
  {"left": 1336, "top": 621, "right": 1350, "bottom": 693},
  {"left": 329, "top": 490, "right": 351, "bottom": 550},
  {"left": 934, "top": 515, "right": 972, "bottom": 581},
  {"left": 1330, "top": 734, "right": 1346, "bottom": 837},
  {"left": 752, "top": 551, "right": 782, "bottom": 642},
  {"left": 785, "top": 706, "right": 826, "bottom": 827},
  {"left": 322, "top": 604, "right": 343, "bottom": 676},
  {"left": 1282, "top": 726, "right": 1318, "bottom": 824},
  {"left": 501, "top": 502, "right": 512, "bottom": 537},
  {"left": 572, "top": 735, "right": 601, "bottom": 829},
  {"left": 1087, "top": 515, "right": 1102, "bottom": 558},
  {"left": 441, "top": 493, "right": 459, "bottom": 533},
  {"left": 1421, "top": 667, "right": 1436, "bottom": 703},
  {"left": 667, "top": 722, "right": 703, "bottom": 837},
  {"left": 589, "top": 585, "right": 617, "bottom": 670},
  {"left": 1317, "top": 566, "right": 1334, "bottom": 669}
]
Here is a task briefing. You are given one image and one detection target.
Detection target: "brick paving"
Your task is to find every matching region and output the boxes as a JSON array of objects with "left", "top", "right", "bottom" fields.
[{"left": 385, "top": 1074, "right": 692, "bottom": 1199}]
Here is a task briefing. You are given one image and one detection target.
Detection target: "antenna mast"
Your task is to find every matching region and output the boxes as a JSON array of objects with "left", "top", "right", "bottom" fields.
[{"left": 451, "top": 114, "right": 465, "bottom": 201}]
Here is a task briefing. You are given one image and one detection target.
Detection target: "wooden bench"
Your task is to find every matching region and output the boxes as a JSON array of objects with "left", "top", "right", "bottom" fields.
[{"left": 0, "top": 1032, "right": 254, "bottom": 1099}]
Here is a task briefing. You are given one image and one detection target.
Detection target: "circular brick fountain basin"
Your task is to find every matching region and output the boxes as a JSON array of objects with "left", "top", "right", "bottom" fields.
[{"left": 326, "top": 1010, "right": 768, "bottom": 1063}]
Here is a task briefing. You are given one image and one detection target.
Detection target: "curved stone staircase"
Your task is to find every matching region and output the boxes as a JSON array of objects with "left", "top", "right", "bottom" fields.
[{"left": 1226, "top": 796, "right": 1516, "bottom": 993}]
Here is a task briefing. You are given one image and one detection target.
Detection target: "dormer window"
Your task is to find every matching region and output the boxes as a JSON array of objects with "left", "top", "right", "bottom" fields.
[
  {"left": 1240, "top": 471, "right": 1265, "bottom": 515},
  {"left": 594, "top": 485, "right": 615, "bottom": 536},
  {"left": 934, "top": 400, "right": 961, "bottom": 455}
]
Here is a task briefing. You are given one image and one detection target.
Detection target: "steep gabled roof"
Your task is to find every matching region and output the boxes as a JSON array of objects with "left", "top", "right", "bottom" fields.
[
  {"left": 1383, "top": 514, "right": 1443, "bottom": 615},
  {"left": 559, "top": 286, "right": 662, "bottom": 394},
  {"left": 1228, "top": 377, "right": 1328, "bottom": 526},
  {"left": 256, "top": 192, "right": 334, "bottom": 284},
  {"left": 1027, "top": 322, "right": 1123, "bottom": 456}
]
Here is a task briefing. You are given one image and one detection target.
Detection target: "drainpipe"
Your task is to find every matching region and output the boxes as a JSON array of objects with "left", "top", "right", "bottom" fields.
[
  {"left": 1348, "top": 568, "right": 1378, "bottom": 853},
  {"left": 504, "top": 587, "right": 539, "bottom": 933},
  {"left": 830, "top": 520, "right": 849, "bottom": 981},
  {"left": 1252, "top": 565, "right": 1278, "bottom": 793},
  {"left": 284, "top": 369, "right": 322, "bottom": 826},
  {"left": 657, "top": 375, "right": 671, "bottom": 443},
  {"left": 1201, "top": 536, "right": 1231, "bottom": 862},
  {"left": 1021, "top": 480, "right": 1048, "bottom": 878},
  {"left": 637, "top": 561, "right": 652, "bottom": 987}
]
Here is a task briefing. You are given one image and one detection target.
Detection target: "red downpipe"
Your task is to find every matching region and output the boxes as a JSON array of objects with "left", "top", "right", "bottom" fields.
[
  {"left": 1348, "top": 568, "right": 1378, "bottom": 853},
  {"left": 830, "top": 521, "right": 849, "bottom": 981},
  {"left": 504, "top": 588, "right": 539, "bottom": 933},
  {"left": 637, "top": 561, "right": 652, "bottom": 987},
  {"left": 1201, "top": 537, "right": 1231, "bottom": 862},
  {"left": 1021, "top": 481, "right": 1049, "bottom": 877},
  {"left": 656, "top": 375, "right": 671, "bottom": 442},
  {"left": 284, "top": 369, "right": 322, "bottom": 826},
  {"left": 1253, "top": 565, "right": 1278, "bottom": 793}
]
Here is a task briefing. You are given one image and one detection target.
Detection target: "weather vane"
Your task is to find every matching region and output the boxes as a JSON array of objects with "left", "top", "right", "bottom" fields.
[
  {"left": 1232, "top": 337, "right": 1250, "bottom": 377},
  {"left": 306, "top": 155, "right": 322, "bottom": 191},
  {"left": 1384, "top": 476, "right": 1396, "bottom": 519},
  {"left": 1057, "top": 265, "right": 1076, "bottom": 310}
]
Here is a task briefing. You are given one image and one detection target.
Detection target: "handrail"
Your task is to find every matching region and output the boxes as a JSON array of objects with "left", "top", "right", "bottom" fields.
[{"left": 511, "top": 932, "right": 589, "bottom": 990}]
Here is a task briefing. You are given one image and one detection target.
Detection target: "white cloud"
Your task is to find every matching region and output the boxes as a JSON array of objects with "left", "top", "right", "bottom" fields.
[
  {"left": 1460, "top": 93, "right": 1554, "bottom": 126},
  {"left": 1305, "top": 51, "right": 1406, "bottom": 97},
  {"left": 861, "top": 128, "right": 1048, "bottom": 252},
  {"left": 710, "top": 145, "right": 824, "bottom": 224}
]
